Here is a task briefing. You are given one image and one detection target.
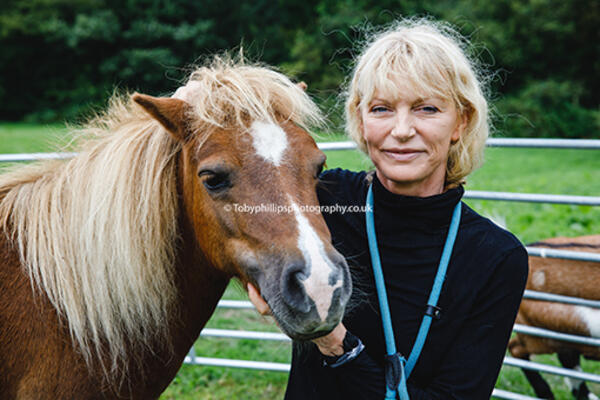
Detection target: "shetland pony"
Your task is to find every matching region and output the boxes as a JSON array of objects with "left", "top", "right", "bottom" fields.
[
  {"left": 0, "top": 58, "right": 351, "bottom": 399},
  {"left": 509, "top": 235, "right": 600, "bottom": 399}
]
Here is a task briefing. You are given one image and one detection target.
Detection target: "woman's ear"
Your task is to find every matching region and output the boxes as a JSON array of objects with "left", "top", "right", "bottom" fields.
[
  {"left": 132, "top": 93, "right": 193, "bottom": 142},
  {"left": 451, "top": 111, "right": 469, "bottom": 144}
]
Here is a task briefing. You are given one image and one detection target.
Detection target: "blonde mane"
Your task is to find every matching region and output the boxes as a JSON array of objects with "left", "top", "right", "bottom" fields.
[{"left": 0, "top": 56, "right": 322, "bottom": 380}]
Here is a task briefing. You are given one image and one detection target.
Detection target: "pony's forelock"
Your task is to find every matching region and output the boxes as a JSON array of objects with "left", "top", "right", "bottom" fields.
[
  {"left": 177, "top": 55, "right": 324, "bottom": 144},
  {"left": 0, "top": 56, "right": 322, "bottom": 383}
]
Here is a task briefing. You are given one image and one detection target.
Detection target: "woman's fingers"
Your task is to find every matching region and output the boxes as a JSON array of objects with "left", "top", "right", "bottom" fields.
[
  {"left": 312, "top": 323, "right": 347, "bottom": 356},
  {"left": 247, "top": 283, "right": 272, "bottom": 316}
]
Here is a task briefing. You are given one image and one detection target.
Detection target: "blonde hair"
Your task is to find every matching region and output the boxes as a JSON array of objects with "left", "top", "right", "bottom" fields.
[
  {"left": 345, "top": 18, "right": 489, "bottom": 185},
  {"left": 0, "top": 56, "right": 322, "bottom": 382}
]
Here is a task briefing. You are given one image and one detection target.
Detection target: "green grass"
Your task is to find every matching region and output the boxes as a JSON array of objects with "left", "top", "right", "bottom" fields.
[
  {"left": 0, "top": 122, "right": 70, "bottom": 153},
  {"left": 1, "top": 123, "right": 598, "bottom": 399}
]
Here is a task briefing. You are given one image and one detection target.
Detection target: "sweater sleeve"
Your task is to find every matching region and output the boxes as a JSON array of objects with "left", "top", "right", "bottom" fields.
[{"left": 327, "top": 245, "right": 529, "bottom": 399}]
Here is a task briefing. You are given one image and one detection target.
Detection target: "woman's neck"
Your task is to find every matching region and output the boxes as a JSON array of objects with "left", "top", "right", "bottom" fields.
[{"left": 375, "top": 170, "right": 445, "bottom": 198}]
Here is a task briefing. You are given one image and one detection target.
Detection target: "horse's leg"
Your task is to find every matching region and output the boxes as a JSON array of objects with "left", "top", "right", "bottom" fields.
[
  {"left": 521, "top": 361, "right": 555, "bottom": 400},
  {"left": 557, "top": 350, "right": 599, "bottom": 400},
  {"left": 509, "top": 337, "right": 555, "bottom": 399}
]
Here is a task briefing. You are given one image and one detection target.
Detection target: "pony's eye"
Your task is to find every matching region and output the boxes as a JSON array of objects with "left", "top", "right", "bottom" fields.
[
  {"left": 315, "top": 161, "right": 325, "bottom": 179},
  {"left": 199, "top": 170, "right": 231, "bottom": 192}
]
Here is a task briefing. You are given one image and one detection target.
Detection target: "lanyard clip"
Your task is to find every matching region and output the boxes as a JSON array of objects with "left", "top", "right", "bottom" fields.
[
  {"left": 384, "top": 353, "right": 405, "bottom": 393},
  {"left": 424, "top": 305, "right": 442, "bottom": 320},
  {"left": 384, "top": 353, "right": 410, "bottom": 400}
]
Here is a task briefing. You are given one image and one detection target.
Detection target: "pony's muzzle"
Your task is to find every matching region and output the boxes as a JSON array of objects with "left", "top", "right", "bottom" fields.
[{"left": 277, "top": 254, "right": 351, "bottom": 337}]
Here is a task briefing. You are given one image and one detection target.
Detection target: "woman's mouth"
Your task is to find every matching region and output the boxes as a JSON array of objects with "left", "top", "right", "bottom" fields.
[{"left": 382, "top": 149, "right": 423, "bottom": 162}]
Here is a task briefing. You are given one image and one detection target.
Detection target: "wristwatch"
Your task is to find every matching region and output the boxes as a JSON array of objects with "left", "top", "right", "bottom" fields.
[{"left": 322, "top": 330, "right": 365, "bottom": 368}]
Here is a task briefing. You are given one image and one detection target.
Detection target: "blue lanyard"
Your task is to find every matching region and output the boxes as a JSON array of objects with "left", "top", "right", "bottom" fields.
[{"left": 365, "top": 184, "right": 462, "bottom": 400}]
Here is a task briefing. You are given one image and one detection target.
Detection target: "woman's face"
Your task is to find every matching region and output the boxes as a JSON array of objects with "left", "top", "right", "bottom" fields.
[{"left": 361, "top": 88, "right": 466, "bottom": 197}]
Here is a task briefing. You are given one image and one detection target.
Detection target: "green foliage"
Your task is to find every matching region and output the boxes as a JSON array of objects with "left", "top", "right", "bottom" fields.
[
  {"left": 0, "top": 0, "right": 598, "bottom": 134},
  {"left": 496, "top": 80, "right": 599, "bottom": 138}
]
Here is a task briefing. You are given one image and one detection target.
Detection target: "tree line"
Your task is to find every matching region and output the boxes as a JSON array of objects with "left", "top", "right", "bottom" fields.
[{"left": 0, "top": 0, "right": 597, "bottom": 138}]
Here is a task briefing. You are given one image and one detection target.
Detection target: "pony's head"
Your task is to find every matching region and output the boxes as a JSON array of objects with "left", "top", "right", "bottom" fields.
[{"left": 133, "top": 60, "right": 351, "bottom": 340}]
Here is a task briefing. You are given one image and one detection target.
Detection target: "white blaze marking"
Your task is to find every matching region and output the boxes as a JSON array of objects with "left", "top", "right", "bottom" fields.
[
  {"left": 575, "top": 306, "right": 600, "bottom": 337},
  {"left": 291, "top": 200, "right": 342, "bottom": 322},
  {"left": 171, "top": 81, "right": 203, "bottom": 102},
  {"left": 250, "top": 121, "right": 288, "bottom": 166}
]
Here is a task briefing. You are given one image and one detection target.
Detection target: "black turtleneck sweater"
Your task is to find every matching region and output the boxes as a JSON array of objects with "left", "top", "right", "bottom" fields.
[{"left": 285, "top": 169, "right": 528, "bottom": 400}]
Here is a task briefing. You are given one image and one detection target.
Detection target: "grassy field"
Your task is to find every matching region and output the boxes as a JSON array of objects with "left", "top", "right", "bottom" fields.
[{"left": 1, "top": 123, "right": 598, "bottom": 399}]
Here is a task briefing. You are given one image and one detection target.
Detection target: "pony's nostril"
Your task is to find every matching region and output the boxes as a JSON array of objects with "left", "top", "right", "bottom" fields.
[
  {"left": 280, "top": 262, "right": 312, "bottom": 313},
  {"left": 328, "top": 261, "right": 346, "bottom": 286},
  {"left": 326, "top": 255, "right": 347, "bottom": 287}
]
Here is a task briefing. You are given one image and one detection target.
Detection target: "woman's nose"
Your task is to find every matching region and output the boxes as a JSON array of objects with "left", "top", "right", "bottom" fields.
[{"left": 390, "top": 110, "right": 416, "bottom": 141}]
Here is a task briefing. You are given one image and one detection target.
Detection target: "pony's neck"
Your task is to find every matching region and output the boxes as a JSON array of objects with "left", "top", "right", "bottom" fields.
[
  {"left": 172, "top": 216, "right": 230, "bottom": 343},
  {"left": 126, "top": 207, "right": 231, "bottom": 397}
]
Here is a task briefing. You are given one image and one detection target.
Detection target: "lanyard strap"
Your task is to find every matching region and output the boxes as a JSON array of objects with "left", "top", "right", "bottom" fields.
[{"left": 365, "top": 184, "right": 462, "bottom": 399}]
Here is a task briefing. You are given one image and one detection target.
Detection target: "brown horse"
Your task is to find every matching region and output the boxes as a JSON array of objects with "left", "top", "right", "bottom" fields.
[
  {"left": 0, "top": 59, "right": 351, "bottom": 399},
  {"left": 508, "top": 235, "right": 600, "bottom": 399}
]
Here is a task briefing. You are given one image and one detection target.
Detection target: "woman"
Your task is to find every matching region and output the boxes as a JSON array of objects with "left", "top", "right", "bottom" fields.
[{"left": 250, "top": 18, "right": 528, "bottom": 399}]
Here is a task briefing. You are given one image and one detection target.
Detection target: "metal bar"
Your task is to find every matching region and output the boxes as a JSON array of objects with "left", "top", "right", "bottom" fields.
[
  {"left": 317, "top": 141, "right": 357, "bottom": 151},
  {"left": 200, "top": 328, "right": 291, "bottom": 342},
  {"left": 523, "top": 290, "right": 600, "bottom": 308},
  {"left": 486, "top": 138, "right": 600, "bottom": 149},
  {"left": 184, "top": 356, "right": 291, "bottom": 372},
  {"left": 503, "top": 356, "right": 600, "bottom": 384},
  {"left": 187, "top": 345, "right": 197, "bottom": 363},
  {"left": 465, "top": 190, "right": 600, "bottom": 206},
  {"left": 526, "top": 247, "right": 600, "bottom": 262},
  {"left": 222, "top": 293, "right": 600, "bottom": 311},
  {"left": 200, "top": 325, "right": 600, "bottom": 347},
  {"left": 316, "top": 139, "right": 600, "bottom": 151},
  {"left": 0, "top": 152, "right": 76, "bottom": 162},
  {"left": 491, "top": 389, "right": 541, "bottom": 400},
  {"left": 1, "top": 138, "right": 598, "bottom": 163},
  {"left": 513, "top": 324, "right": 600, "bottom": 347},
  {"left": 217, "top": 299, "right": 255, "bottom": 309},
  {"left": 184, "top": 355, "right": 600, "bottom": 387},
  {"left": 217, "top": 290, "right": 600, "bottom": 310},
  {"left": 218, "top": 293, "right": 600, "bottom": 310}
]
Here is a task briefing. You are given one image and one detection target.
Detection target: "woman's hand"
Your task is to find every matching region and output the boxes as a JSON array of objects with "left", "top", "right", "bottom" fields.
[
  {"left": 312, "top": 323, "right": 347, "bottom": 357},
  {"left": 248, "top": 282, "right": 347, "bottom": 357},
  {"left": 247, "top": 283, "right": 271, "bottom": 315}
]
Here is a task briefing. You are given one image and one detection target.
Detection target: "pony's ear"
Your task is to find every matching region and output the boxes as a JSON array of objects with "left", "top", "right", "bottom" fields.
[{"left": 132, "top": 93, "right": 192, "bottom": 142}]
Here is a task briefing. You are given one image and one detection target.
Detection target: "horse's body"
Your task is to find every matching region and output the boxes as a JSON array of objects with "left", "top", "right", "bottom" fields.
[
  {"left": 0, "top": 226, "right": 227, "bottom": 398},
  {"left": 508, "top": 235, "right": 600, "bottom": 399},
  {"left": 0, "top": 60, "right": 351, "bottom": 399}
]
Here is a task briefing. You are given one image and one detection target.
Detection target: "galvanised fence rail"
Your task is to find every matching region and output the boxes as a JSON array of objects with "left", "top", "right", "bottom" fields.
[{"left": 2, "top": 137, "right": 599, "bottom": 399}]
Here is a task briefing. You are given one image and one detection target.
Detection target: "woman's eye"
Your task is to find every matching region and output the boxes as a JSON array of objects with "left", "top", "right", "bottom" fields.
[
  {"left": 370, "top": 105, "right": 389, "bottom": 113},
  {"left": 418, "top": 105, "right": 440, "bottom": 113}
]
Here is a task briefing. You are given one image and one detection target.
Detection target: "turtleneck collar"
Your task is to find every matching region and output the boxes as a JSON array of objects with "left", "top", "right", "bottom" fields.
[{"left": 371, "top": 173, "right": 464, "bottom": 232}]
